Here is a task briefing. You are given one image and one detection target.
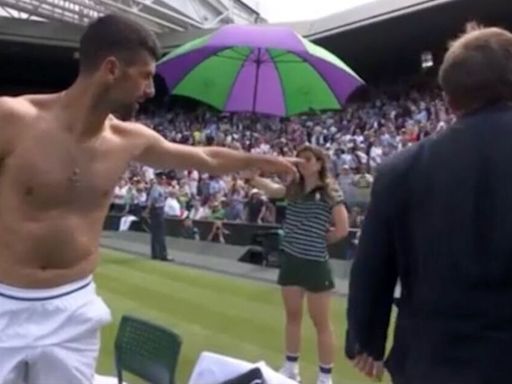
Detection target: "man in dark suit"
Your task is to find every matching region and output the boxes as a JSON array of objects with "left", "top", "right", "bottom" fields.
[{"left": 346, "top": 24, "right": 512, "bottom": 384}]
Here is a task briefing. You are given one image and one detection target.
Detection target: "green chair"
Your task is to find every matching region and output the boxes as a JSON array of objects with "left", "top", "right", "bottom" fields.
[{"left": 115, "top": 315, "right": 182, "bottom": 384}]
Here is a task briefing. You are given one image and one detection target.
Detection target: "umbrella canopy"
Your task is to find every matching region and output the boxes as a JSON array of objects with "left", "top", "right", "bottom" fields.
[{"left": 157, "top": 24, "right": 364, "bottom": 117}]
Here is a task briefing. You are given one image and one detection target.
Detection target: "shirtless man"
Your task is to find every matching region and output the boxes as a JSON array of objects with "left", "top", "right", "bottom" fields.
[{"left": 0, "top": 14, "right": 298, "bottom": 384}]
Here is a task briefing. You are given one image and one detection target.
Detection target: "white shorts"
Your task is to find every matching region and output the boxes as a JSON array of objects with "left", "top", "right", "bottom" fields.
[{"left": 0, "top": 276, "right": 112, "bottom": 384}]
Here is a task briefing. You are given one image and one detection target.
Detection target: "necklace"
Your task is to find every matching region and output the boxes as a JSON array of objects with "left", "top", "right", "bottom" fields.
[
  {"left": 70, "top": 167, "right": 81, "bottom": 186},
  {"left": 67, "top": 128, "right": 105, "bottom": 187}
]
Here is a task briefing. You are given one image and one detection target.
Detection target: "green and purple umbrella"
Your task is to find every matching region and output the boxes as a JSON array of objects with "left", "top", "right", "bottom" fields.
[{"left": 157, "top": 24, "right": 364, "bottom": 117}]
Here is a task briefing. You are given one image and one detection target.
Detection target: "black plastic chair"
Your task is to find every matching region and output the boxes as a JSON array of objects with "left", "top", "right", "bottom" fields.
[{"left": 115, "top": 315, "right": 182, "bottom": 384}]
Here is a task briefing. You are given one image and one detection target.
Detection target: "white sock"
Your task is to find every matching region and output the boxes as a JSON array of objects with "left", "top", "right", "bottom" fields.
[
  {"left": 318, "top": 364, "right": 333, "bottom": 382},
  {"left": 283, "top": 360, "right": 299, "bottom": 373},
  {"left": 284, "top": 353, "right": 299, "bottom": 371}
]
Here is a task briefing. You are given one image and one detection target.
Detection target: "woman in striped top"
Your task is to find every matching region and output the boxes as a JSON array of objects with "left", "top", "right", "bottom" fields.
[{"left": 247, "top": 145, "right": 349, "bottom": 384}]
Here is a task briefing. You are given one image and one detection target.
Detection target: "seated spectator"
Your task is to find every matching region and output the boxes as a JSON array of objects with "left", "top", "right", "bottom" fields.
[
  {"left": 208, "top": 200, "right": 226, "bottom": 221},
  {"left": 164, "top": 190, "right": 182, "bottom": 218},
  {"left": 207, "top": 220, "right": 229, "bottom": 244},
  {"left": 337, "top": 165, "right": 356, "bottom": 206},
  {"left": 225, "top": 178, "right": 246, "bottom": 221},
  {"left": 349, "top": 206, "right": 365, "bottom": 231},
  {"left": 353, "top": 165, "right": 374, "bottom": 188},
  {"left": 245, "top": 189, "right": 266, "bottom": 224},
  {"left": 208, "top": 175, "right": 227, "bottom": 198},
  {"left": 186, "top": 169, "right": 199, "bottom": 197},
  {"left": 188, "top": 197, "right": 208, "bottom": 220},
  {"left": 126, "top": 178, "right": 147, "bottom": 217},
  {"left": 177, "top": 179, "right": 192, "bottom": 208},
  {"left": 181, "top": 218, "right": 200, "bottom": 240},
  {"left": 352, "top": 164, "right": 374, "bottom": 208},
  {"left": 111, "top": 178, "right": 129, "bottom": 213},
  {"left": 141, "top": 165, "right": 155, "bottom": 183},
  {"left": 261, "top": 197, "right": 276, "bottom": 224}
]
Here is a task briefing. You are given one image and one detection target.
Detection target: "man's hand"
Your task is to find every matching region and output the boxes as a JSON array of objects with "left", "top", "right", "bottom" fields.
[
  {"left": 250, "top": 156, "right": 301, "bottom": 181},
  {"left": 352, "top": 354, "right": 384, "bottom": 382}
]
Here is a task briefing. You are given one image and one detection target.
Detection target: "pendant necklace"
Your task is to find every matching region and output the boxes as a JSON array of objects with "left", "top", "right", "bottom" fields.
[
  {"left": 68, "top": 124, "right": 103, "bottom": 187},
  {"left": 70, "top": 167, "right": 81, "bottom": 186}
]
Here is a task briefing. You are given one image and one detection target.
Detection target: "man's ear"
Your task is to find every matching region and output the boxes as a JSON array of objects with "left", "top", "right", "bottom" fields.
[
  {"left": 443, "top": 92, "right": 461, "bottom": 116},
  {"left": 100, "top": 56, "right": 121, "bottom": 81}
]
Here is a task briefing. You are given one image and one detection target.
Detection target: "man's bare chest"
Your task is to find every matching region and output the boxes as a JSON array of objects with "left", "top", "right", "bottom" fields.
[{"left": 2, "top": 131, "right": 131, "bottom": 211}]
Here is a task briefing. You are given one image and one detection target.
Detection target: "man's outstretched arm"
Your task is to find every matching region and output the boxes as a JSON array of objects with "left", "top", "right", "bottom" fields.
[{"left": 132, "top": 123, "right": 299, "bottom": 177}]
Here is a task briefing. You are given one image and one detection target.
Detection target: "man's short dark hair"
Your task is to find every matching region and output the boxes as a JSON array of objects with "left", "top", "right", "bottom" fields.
[
  {"left": 79, "top": 13, "right": 160, "bottom": 73},
  {"left": 439, "top": 22, "right": 512, "bottom": 113}
]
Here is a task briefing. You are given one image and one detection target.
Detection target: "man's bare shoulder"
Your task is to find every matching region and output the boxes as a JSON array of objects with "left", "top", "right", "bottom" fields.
[
  {"left": 0, "top": 94, "right": 60, "bottom": 156},
  {"left": 0, "top": 96, "right": 38, "bottom": 152},
  {"left": 107, "top": 117, "right": 205, "bottom": 169},
  {"left": 0, "top": 96, "right": 37, "bottom": 119},
  {"left": 108, "top": 116, "right": 161, "bottom": 142},
  {"left": 0, "top": 93, "right": 61, "bottom": 119},
  {"left": 106, "top": 116, "right": 165, "bottom": 159}
]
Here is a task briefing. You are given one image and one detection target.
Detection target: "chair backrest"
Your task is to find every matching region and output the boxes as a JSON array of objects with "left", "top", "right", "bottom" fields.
[{"left": 115, "top": 315, "right": 182, "bottom": 384}]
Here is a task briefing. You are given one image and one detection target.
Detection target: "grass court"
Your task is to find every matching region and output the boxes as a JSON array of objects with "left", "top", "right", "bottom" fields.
[{"left": 95, "top": 250, "right": 391, "bottom": 383}]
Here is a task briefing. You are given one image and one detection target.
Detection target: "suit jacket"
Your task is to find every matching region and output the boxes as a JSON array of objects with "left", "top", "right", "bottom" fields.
[{"left": 346, "top": 103, "right": 512, "bottom": 384}]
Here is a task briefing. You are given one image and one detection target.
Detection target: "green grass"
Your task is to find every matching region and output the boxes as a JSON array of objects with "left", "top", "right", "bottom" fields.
[{"left": 96, "top": 250, "right": 391, "bottom": 383}]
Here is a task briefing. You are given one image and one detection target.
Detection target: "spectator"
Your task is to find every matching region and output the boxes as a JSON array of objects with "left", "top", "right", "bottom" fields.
[
  {"left": 261, "top": 197, "right": 276, "bottom": 224},
  {"left": 245, "top": 189, "right": 266, "bottom": 224},
  {"left": 111, "top": 178, "right": 129, "bottom": 213},
  {"left": 181, "top": 218, "right": 200, "bottom": 240},
  {"left": 207, "top": 221, "right": 229, "bottom": 243},
  {"left": 126, "top": 178, "right": 147, "bottom": 217},
  {"left": 208, "top": 175, "right": 227, "bottom": 198},
  {"left": 208, "top": 200, "right": 226, "bottom": 221},
  {"left": 225, "top": 177, "right": 246, "bottom": 221},
  {"left": 188, "top": 197, "right": 208, "bottom": 220},
  {"left": 164, "top": 189, "right": 182, "bottom": 218}
]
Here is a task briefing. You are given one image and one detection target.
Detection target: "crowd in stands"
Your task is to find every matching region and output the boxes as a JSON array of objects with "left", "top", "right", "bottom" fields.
[{"left": 110, "top": 79, "right": 456, "bottom": 236}]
